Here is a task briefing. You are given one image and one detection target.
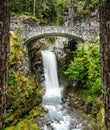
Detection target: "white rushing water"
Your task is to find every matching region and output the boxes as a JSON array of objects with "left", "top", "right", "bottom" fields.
[
  {"left": 41, "top": 50, "right": 92, "bottom": 130},
  {"left": 42, "top": 50, "right": 70, "bottom": 130}
]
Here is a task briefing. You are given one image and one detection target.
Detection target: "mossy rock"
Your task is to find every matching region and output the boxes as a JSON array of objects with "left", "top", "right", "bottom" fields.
[
  {"left": 4, "top": 106, "right": 44, "bottom": 130},
  {"left": 6, "top": 30, "right": 43, "bottom": 127},
  {"left": 4, "top": 119, "right": 40, "bottom": 130}
]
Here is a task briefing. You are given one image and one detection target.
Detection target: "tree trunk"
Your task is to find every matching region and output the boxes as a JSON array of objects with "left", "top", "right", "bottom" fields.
[
  {"left": 99, "top": 0, "right": 110, "bottom": 129},
  {"left": 0, "top": 0, "right": 10, "bottom": 129}
]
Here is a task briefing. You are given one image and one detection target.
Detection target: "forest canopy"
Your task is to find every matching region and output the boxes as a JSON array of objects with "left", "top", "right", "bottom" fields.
[{"left": 10, "top": 0, "right": 99, "bottom": 25}]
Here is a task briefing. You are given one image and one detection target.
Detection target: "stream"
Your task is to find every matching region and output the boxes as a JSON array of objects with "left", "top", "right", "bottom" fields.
[{"left": 41, "top": 50, "right": 92, "bottom": 130}]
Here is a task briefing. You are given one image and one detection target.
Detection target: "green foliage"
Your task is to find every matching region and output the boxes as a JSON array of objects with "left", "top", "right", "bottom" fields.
[
  {"left": 88, "top": 0, "right": 99, "bottom": 9},
  {"left": 46, "top": 36, "right": 57, "bottom": 45},
  {"left": 8, "top": 70, "right": 18, "bottom": 85},
  {"left": 96, "top": 107, "right": 105, "bottom": 129},
  {"left": 4, "top": 119, "right": 40, "bottom": 130},
  {"left": 29, "top": 106, "right": 44, "bottom": 118},
  {"left": 10, "top": 0, "right": 33, "bottom": 15},
  {"left": 36, "top": 0, "right": 69, "bottom": 25},
  {"left": 87, "top": 95, "right": 93, "bottom": 104},
  {"left": 64, "top": 54, "right": 88, "bottom": 84},
  {"left": 72, "top": 0, "right": 99, "bottom": 20},
  {"left": 10, "top": 0, "right": 69, "bottom": 25},
  {"left": 15, "top": 27, "right": 27, "bottom": 43},
  {"left": 64, "top": 42, "right": 102, "bottom": 103},
  {"left": 75, "top": 8, "right": 88, "bottom": 20},
  {"left": 6, "top": 69, "right": 41, "bottom": 120},
  {"left": 9, "top": 31, "right": 24, "bottom": 66},
  {"left": 4, "top": 106, "right": 44, "bottom": 130},
  {"left": 55, "top": 0, "right": 68, "bottom": 24},
  {"left": 10, "top": 0, "right": 99, "bottom": 24}
]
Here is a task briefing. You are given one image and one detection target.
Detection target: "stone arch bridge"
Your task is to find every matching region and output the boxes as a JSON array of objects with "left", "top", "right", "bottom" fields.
[{"left": 23, "top": 26, "right": 84, "bottom": 45}]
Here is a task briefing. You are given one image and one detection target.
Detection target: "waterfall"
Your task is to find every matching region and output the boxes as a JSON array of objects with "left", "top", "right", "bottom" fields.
[
  {"left": 42, "top": 50, "right": 59, "bottom": 89},
  {"left": 41, "top": 50, "right": 92, "bottom": 130},
  {"left": 42, "top": 50, "right": 61, "bottom": 101},
  {"left": 42, "top": 50, "right": 70, "bottom": 130}
]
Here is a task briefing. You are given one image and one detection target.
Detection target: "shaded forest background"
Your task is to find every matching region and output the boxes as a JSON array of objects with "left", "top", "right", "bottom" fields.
[{"left": 10, "top": 0, "right": 99, "bottom": 25}]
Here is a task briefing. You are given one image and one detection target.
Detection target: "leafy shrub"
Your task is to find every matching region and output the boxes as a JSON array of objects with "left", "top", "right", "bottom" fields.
[
  {"left": 87, "top": 95, "right": 93, "bottom": 104},
  {"left": 64, "top": 42, "right": 102, "bottom": 102},
  {"left": 88, "top": 0, "right": 99, "bottom": 9}
]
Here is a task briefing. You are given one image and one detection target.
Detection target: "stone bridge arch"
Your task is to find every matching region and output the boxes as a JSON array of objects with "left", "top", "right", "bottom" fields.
[{"left": 23, "top": 26, "right": 83, "bottom": 45}]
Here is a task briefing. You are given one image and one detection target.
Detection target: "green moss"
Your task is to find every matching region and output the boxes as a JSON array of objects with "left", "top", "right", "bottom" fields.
[
  {"left": 4, "top": 106, "right": 44, "bottom": 130},
  {"left": 4, "top": 119, "right": 40, "bottom": 130},
  {"left": 6, "top": 30, "right": 43, "bottom": 127},
  {"left": 87, "top": 95, "right": 93, "bottom": 105},
  {"left": 9, "top": 34, "right": 23, "bottom": 66},
  {"left": 88, "top": 0, "right": 99, "bottom": 9},
  {"left": 96, "top": 108, "right": 106, "bottom": 129},
  {"left": 6, "top": 71, "right": 42, "bottom": 126},
  {"left": 46, "top": 36, "right": 57, "bottom": 44},
  {"left": 8, "top": 70, "right": 18, "bottom": 85},
  {"left": 75, "top": 8, "right": 88, "bottom": 20},
  {"left": 29, "top": 106, "right": 44, "bottom": 118}
]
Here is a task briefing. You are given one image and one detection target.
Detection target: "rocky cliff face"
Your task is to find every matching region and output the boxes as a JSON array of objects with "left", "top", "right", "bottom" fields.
[
  {"left": 72, "top": 9, "right": 99, "bottom": 41},
  {"left": 26, "top": 39, "right": 47, "bottom": 83},
  {"left": 10, "top": 15, "right": 39, "bottom": 31},
  {"left": 5, "top": 30, "right": 43, "bottom": 127},
  {"left": 63, "top": 7, "right": 99, "bottom": 41}
]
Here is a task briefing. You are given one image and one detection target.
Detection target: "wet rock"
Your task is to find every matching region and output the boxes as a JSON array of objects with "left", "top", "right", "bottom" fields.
[
  {"left": 69, "top": 80, "right": 79, "bottom": 90},
  {"left": 45, "top": 121, "right": 51, "bottom": 125},
  {"left": 84, "top": 103, "right": 92, "bottom": 114},
  {"left": 83, "top": 125, "right": 92, "bottom": 130},
  {"left": 44, "top": 108, "right": 48, "bottom": 112}
]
